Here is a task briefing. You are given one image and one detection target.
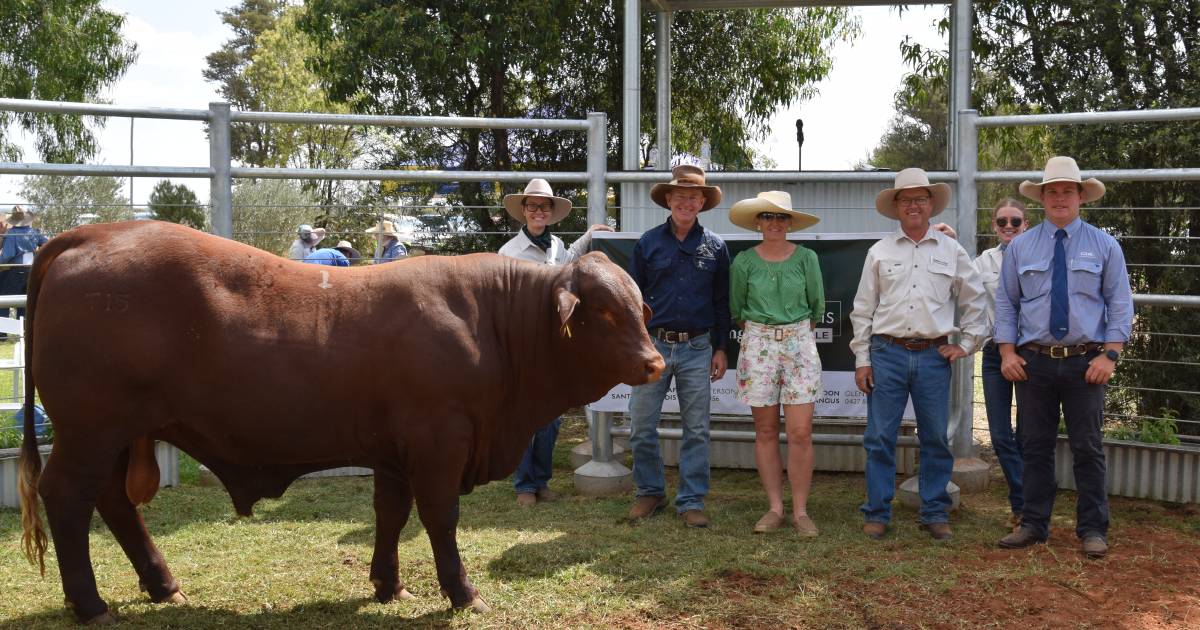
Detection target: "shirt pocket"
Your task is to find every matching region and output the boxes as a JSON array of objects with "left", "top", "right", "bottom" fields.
[
  {"left": 981, "top": 269, "right": 1000, "bottom": 297},
  {"left": 1069, "top": 258, "right": 1103, "bottom": 302},
  {"left": 926, "top": 263, "right": 955, "bottom": 303},
  {"left": 1017, "top": 259, "right": 1051, "bottom": 301},
  {"left": 877, "top": 259, "right": 906, "bottom": 305},
  {"left": 693, "top": 255, "right": 716, "bottom": 273}
]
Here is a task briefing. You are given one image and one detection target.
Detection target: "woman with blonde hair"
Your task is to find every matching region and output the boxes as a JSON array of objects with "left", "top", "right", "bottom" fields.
[{"left": 729, "top": 191, "right": 824, "bottom": 536}]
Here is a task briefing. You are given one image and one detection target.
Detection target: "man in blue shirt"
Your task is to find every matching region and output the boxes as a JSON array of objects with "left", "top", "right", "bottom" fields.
[
  {"left": 303, "top": 240, "right": 362, "bottom": 267},
  {"left": 627, "top": 164, "right": 731, "bottom": 528},
  {"left": 995, "top": 156, "right": 1133, "bottom": 559}
]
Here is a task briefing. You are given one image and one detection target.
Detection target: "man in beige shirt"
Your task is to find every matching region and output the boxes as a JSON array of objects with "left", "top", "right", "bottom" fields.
[{"left": 850, "top": 167, "right": 987, "bottom": 542}]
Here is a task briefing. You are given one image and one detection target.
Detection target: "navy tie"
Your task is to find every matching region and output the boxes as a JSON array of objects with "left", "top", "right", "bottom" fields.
[{"left": 1050, "top": 228, "right": 1069, "bottom": 340}]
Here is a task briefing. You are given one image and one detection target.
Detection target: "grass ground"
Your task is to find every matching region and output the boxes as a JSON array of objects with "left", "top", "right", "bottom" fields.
[{"left": 2, "top": 415, "right": 1198, "bottom": 629}]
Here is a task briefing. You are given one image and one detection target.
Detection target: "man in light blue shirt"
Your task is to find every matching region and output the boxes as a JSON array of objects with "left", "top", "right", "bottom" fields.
[{"left": 995, "top": 157, "right": 1133, "bottom": 559}]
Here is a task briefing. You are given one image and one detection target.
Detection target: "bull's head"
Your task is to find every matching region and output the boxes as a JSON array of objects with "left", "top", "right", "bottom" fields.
[{"left": 553, "top": 252, "right": 664, "bottom": 388}]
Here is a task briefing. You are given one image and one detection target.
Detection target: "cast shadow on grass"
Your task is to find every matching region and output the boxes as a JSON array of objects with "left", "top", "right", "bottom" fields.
[{"left": 0, "top": 595, "right": 459, "bottom": 630}]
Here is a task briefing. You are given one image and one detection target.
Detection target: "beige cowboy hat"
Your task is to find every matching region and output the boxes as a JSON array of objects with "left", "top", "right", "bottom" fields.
[
  {"left": 874, "top": 168, "right": 952, "bottom": 219},
  {"left": 7, "top": 205, "right": 35, "bottom": 227},
  {"left": 366, "top": 220, "right": 411, "bottom": 242},
  {"left": 502, "top": 179, "right": 572, "bottom": 224},
  {"left": 333, "top": 240, "right": 362, "bottom": 261},
  {"left": 650, "top": 164, "right": 723, "bottom": 212},
  {"left": 1019, "top": 156, "right": 1106, "bottom": 204},
  {"left": 729, "top": 191, "right": 820, "bottom": 233}
]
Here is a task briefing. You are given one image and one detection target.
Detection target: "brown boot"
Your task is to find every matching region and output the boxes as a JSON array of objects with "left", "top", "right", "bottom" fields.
[
  {"left": 920, "top": 522, "right": 953, "bottom": 541},
  {"left": 680, "top": 509, "right": 709, "bottom": 528},
  {"left": 535, "top": 486, "right": 558, "bottom": 502},
  {"left": 628, "top": 495, "right": 667, "bottom": 521},
  {"left": 863, "top": 522, "right": 887, "bottom": 540},
  {"left": 998, "top": 525, "right": 1046, "bottom": 549},
  {"left": 1081, "top": 536, "right": 1108, "bottom": 559},
  {"left": 515, "top": 492, "right": 536, "bottom": 508}
]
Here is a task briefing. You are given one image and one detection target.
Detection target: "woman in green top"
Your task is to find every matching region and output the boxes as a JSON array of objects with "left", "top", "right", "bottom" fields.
[{"left": 729, "top": 191, "right": 824, "bottom": 536}]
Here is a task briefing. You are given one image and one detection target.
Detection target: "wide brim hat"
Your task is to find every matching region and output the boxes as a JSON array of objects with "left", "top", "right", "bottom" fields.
[
  {"left": 649, "top": 164, "right": 723, "bottom": 212},
  {"left": 729, "top": 191, "right": 820, "bottom": 232},
  {"left": 7, "top": 206, "right": 34, "bottom": 227},
  {"left": 874, "top": 167, "right": 952, "bottom": 219},
  {"left": 366, "top": 220, "right": 410, "bottom": 242},
  {"left": 333, "top": 240, "right": 361, "bottom": 261},
  {"left": 1019, "top": 156, "right": 1106, "bottom": 204},
  {"left": 502, "top": 178, "right": 572, "bottom": 224}
]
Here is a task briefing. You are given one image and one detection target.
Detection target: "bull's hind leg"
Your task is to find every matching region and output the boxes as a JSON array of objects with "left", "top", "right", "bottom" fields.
[
  {"left": 95, "top": 449, "right": 186, "bottom": 605},
  {"left": 412, "top": 472, "right": 488, "bottom": 612},
  {"left": 369, "top": 462, "right": 415, "bottom": 603},
  {"left": 38, "top": 438, "right": 122, "bottom": 624}
]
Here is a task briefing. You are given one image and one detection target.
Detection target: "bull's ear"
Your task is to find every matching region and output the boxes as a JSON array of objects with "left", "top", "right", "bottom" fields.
[
  {"left": 642, "top": 303, "right": 653, "bottom": 325},
  {"left": 555, "top": 287, "right": 580, "bottom": 329}
]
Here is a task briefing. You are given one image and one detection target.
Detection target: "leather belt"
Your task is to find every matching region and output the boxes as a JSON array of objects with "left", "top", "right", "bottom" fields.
[
  {"left": 650, "top": 328, "right": 708, "bottom": 343},
  {"left": 1021, "top": 342, "right": 1104, "bottom": 359},
  {"left": 879, "top": 334, "right": 948, "bottom": 351}
]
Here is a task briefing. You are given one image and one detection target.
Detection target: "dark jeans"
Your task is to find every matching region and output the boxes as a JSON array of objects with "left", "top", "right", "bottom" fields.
[
  {"left": 513, "top": 416, "right": 561, "bottom": 494},
  {"left": 982, "top": 342, "right": 1024, "bottom": 514},
  {"left": 1015, "top": 348, "right": 1109, "bottom": 541}
]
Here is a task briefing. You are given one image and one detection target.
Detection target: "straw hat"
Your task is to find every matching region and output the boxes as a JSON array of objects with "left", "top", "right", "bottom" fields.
[
  {"left": 729, "top": 191, "right": 820, "bottom": 232},
  {"left": 1019, "top": 156, "right": 1105, "bottom": 203},
  {"left": 366, "top": 220, "right": 411, "bottom": 242},
  {"left": 502, "top": 179, "right": 572, "bottom": 224},
  {"left": 649, "top": 164, "right": 723, "bottom": 212},
  {"left": 297, "top": 224, "right": 327, "bottom": 244},
  {"left": 333, "top": 240, "right": 361, "bottom": 261},
  {"left": 7, "top": 205, "right": 35, "bottom": 227},
  {"left": 874, "top": 168, "right": 951, "bottom": 219}
]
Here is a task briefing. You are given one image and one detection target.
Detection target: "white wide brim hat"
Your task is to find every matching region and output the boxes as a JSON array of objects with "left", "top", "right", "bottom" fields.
[
  {"left": 1019, "top": 156, "right": 1106, "bottom": 204},
  {"left": 874, "top": 167, "right": 952, "bottom": 219},
  {"left": 729, "top": 191, "right": 820, "bottom": 232},
  {"left": 502, "top": 178, "right": 572, "bottom": 224}
]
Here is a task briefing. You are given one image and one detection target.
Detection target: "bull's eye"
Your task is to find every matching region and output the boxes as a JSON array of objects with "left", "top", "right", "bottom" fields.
[{"left": 599, "top": 310, "right": 618, "bottom": 326}]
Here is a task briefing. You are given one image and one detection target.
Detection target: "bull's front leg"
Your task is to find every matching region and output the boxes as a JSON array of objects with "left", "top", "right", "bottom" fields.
[
  {"left": 412, "top": 476, "right": 488, "bottom": 612},
  {"left": 369, "top": 462, "right": 415, "bottom": 603}
]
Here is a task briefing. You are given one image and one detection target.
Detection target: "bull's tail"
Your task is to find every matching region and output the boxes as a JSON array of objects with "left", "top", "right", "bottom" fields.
[{"left": 18, "top": 232, "right": 77, "bottom": 575}]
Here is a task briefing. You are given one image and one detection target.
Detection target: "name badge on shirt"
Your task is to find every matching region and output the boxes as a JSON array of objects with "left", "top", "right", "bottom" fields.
[{"left": 930, "top": 255, "right": 951, "bottom": 271}]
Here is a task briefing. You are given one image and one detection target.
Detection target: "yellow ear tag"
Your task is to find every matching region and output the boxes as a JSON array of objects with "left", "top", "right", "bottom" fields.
[{"left": 561, "top": 323, "right": 573, "bottom": 338}]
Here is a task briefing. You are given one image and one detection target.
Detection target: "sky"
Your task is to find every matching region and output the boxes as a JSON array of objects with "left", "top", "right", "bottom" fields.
[{"left": 0, "top": 1, "right": 947, "bottom": 206}]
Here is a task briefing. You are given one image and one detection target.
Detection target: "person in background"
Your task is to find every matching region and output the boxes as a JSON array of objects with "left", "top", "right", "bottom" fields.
[
  {"left": 367, "top": 220, "right": 408, "bottom": 262},
  {"left": 303, "top": 240, "right": 361, "bottom": 267},
  {"left": 728, "top": 191, "right": 824, "bottom": 537},
  {"left": 498, "top": 178, "right": 612, "bottom": 507},
  {"left": 288, "top": 224, "right": 326, "bottom": 261},
  {"left": 974, "top": 198, "right": 1029, "bottom": 529},
  {"left": 0, "top": 206, "right": 49, "bottom": 319},
  {"left": 996, "top": 157, "right": 1133, "bottom": 560},
  {"left": 850, "top": 167, "right": 988, "bottom": 542}
]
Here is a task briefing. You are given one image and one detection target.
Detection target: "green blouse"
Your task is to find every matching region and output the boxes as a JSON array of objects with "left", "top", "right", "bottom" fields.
[{"left": 730, "top": 245, "right": 825, "bottom": 325}]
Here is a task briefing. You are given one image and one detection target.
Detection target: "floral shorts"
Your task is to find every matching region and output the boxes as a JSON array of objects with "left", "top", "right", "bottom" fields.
[{"left": 736, "top": 321, "right": 822, "bottom": 407}]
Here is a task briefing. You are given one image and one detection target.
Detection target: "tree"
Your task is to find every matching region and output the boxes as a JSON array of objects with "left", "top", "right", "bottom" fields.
[
  {"left": 894, "top": 1, "right": 1200, "bottom": 436},
  {"left": 298, "top": 1, "right": 858, "bottom": 250},
  {"left": 18, "top": 175, "right": 130, "bottom": 235},
  {"left": 148, "top": 181, "right": 206, "bottom": 230},
  {"left": 0, "top": 0, "right": 137, "bottom": 162},
  {"left": 231, "top": 178, "right": 319, "bottom": 255}
]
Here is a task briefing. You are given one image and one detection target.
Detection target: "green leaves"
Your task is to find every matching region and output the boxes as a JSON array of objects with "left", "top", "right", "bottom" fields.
[{"left": 148, "top": 181, "right": 206, "bottom": 231}]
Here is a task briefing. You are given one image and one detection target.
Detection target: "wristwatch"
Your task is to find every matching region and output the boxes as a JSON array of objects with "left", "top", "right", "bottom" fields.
[{"left": 1104, "top": 349, "right": 1121, "bottom": 362}]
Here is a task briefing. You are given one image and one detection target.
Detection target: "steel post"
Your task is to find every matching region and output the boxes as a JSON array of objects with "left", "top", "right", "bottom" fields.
[
  {"left": 587, "top": 112, "right": 608, "bottom": 225},
  {"left": 208, "top": 102, "right": 233, "bottom": 238},
  {"left": 951, "top": 108, "right": 980, "bottom": 459},
  {"left": 622, "top": 0, "right": 641, "bottom": 171},
  {"left": 655, "top": 11, "right": 672, "bottom": 170}
]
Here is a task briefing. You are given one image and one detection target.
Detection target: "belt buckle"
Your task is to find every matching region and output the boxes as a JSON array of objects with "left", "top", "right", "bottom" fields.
[
  {"left": 662, "top": 330, "right": 678, "bottom": 343},
  {"left": 774, "top": 328, "right": 784, "bottom": 342},
  {"left": 1049, "top": 345, "right": 1069, "bottom": 359},
  {"left": 903, "top": 338, "right": 922, "bottom": 350}
]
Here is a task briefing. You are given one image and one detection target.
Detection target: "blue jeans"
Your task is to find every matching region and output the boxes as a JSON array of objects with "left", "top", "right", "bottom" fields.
[
  {"left": 982, "top": 342, "right": 1024, "bottom": 514},
  {"left": 1015, "top": 348, "right": 1109, "bottom": 542},
  {"left": 513, "top": 416, "right": 561, "bottom": 494},
  {"left": 861, "top": 336, "right": 954, "bottom": 525},
  {"left": 629, "top": 336, "right": 712, "bottom": 513}
]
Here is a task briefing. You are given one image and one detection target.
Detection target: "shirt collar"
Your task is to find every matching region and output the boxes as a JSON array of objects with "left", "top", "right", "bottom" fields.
[
  {"left": 893, "top": 227, "right": 938, "bottom": 244},
  {"left": 1043, "top": 216, "right": 1083, "bottom": 238},
  {"left": 664, "top": 216, "right": 704, "bottom": 253}
]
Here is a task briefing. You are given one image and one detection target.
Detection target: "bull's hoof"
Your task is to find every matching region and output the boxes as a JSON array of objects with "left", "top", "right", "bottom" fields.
[
  {"left": 397, "top": 588, "right": 416, "bottom": 601},
  {"left": 466, "top": 597, "right": 491, "bottom": 613},
  {"left": 372, "top": 579, "right": 416, "bottom": 604},
  {"left": 160, "top": 591, "right": 189, "bottom": 605},
  {"left": 83, "top": 612, "right": 118, "bottom": 625}
]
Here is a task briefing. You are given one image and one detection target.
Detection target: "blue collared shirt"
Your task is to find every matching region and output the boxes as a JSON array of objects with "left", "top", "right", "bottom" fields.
[
  {"left": 0, "top": 226, "right": 48, "bottom": 265},
  {"left": 629, "top": 217, "right": 731, "bottom": 349},
  {"left": 380, "top": 240, "right": 407, "bottom": 262},
  {"left": 303, "top": 248, "right": 350, "bottom": 267},
  {"left": 995, "top": 217, "right": 1133, "bottom": 346}
]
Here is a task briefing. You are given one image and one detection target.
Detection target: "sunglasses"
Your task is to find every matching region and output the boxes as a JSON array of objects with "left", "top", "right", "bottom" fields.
[
  {"left": 995, "top": 217, "right": 1023, "bottom": 228},
  {"left": 757, "top": 212, "right": 792, "bottom": 222}
]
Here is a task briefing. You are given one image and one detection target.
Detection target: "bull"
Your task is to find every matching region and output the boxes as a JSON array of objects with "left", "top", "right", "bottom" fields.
[{"left": 17, "top": 221, "right": 664, "bottom": 624}]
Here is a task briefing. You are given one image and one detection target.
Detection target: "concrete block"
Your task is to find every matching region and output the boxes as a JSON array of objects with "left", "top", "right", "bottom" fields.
[
  {"left": 951, "top": 457, "right": 991, "bottom": 493},
  {"left": 897, "top": 475, "right": 961, "bottom": 512},
  {"left": 573, "top": 459, "right": 633, "bottom": 496}
]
